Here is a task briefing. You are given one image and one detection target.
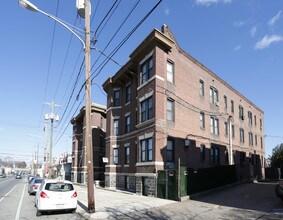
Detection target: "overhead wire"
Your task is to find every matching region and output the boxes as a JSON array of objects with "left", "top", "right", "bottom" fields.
[
  {"left": 51, "top": 0, "right": 163, "bottom": 147},
  {"left": 75, "top": 0, "right": 163, "bottom": 100},
  {"left": 91, "top": 0, "right": 141, "bottom": 70},
  {"left": 53, "top": 0, "right": 110, "bottom": 129},
  {"left": 55, "top": 58, "right": 85, "bottom": 128},
  {"left": 94, "top": 0, "right": 119, "bottom": 38},
  {"left": 53, "top": 93, "right": 85, "bottom": 148},
  {"left": 35, "top": 0, "right": 60, "bottom": 147},
  {"left": 90, "top": 0, "right": 163, "bottom": 81},
  {"left": 53, "top": 16, "right": 79, "bottom": 99},
  {"left": 96, "top": 0, "right": 122, "bottom": 38}
]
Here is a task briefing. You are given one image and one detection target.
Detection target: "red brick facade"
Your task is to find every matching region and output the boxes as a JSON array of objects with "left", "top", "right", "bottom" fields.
[{"left": 103, "top": 25, "right": 265, "bottom": 196}]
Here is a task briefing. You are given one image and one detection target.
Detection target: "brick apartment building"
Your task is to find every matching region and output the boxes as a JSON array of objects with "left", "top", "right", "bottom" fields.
[
  {"left": 102, "top": 25, "right": 265, "bottom": 196},
  {"left": 71, "top": 103, "right": 106, "bottom": 184}
]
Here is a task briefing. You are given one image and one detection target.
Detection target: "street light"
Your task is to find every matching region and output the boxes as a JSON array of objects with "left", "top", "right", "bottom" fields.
[
  {"left": 19, "top": 0, "right": 95, "bottom": 213},
  {"left": 18, "top": 0, "right": 85, "bottom": 48}
]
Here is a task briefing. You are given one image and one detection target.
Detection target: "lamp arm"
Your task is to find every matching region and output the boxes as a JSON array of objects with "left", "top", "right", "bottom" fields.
[{"left": 37, "top": 9, "right": 85, "bottom": 48}]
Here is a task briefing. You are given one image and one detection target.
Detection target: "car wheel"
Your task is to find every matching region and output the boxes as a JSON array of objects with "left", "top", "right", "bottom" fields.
[{"left": 36, "top": 209, "right": 41, "bottom": 217}]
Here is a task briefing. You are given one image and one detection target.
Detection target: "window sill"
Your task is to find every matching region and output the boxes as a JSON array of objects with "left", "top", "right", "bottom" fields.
[
  {"left": 136, "top": 161, "right": 164, "bottom": 166},
  {"left": 136, "top": 118, "right": 155, "bottom": 129},
  {"left": 105, "top": 165, "right": 122, "bottom": 168}
]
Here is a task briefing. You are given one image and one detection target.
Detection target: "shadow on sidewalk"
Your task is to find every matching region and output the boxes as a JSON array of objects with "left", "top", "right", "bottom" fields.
[{"left": 78, "top": 200, "right": 88, "bottom": 212}]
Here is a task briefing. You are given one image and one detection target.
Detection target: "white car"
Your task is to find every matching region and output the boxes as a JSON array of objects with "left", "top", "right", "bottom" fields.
[
  {"left": 35, "top": 179, "right": 77, "bottom": 216},
  {"left": 28, "top": 178, "right": 44, "bottom": 195}
]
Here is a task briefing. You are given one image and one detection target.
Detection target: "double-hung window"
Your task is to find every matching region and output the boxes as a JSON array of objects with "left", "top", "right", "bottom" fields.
[
  {"left": 140, "top": 138, "right": 153, "bottom": 162},
  {"left": 124, "top": 146, "right": 130, "bottom": 164},
  {"left": 113, "top": 148, "right": 119, "bottom": 165},
  {"left": 167, "top": 99, "right": 175, "bottom": 122},
  {"left": 141, "top": 56, "right": 153, "bottom": 84},
  {"left": 140, "top": 97, "right": 153, "bottom": 123},
  {"left": 240, "top": 128, "right": 245, "bottom": 143},
  {"left": 249, "top": 132, "right": 253, "bottom": 146},
  {"left": 211, "top": 147, "right": 219, "bottom": 165},
  {"left": 224, "top": 96, "right": 227, "bottom": 109},
  {"left": 210, "top": 87, "right": 218, "bottom": 105},
  {"left": 248, "top": 111, "right": 253, "bottom": 125},
  {"left": 224, "top": 122, "right": 228, "bottom": 136},
  {"left": 199, "top": 80, "right": 204, "bottom": 96},
  {"left": 113, "top": 89, "right": 120, "bottom": 106},
  {"left": 113, "top": 119, "right": 119, "bottom": 136},
  {"left": 210, "top": 116, "right": 219, "bottom": 135},
  {"left": 125, "top": 115, "right": 130, "bottom": 133},
  {"left": 200, "top": 112, "right": 205, "bottom": 129},
  {"left": 167, "top": 60, "right": 174, "bottom": 83},
  {"left": 126, "top": 84, "right": 131, "bottom": 103},
  {"left": 231, "top": 100, "right": 234, "bottom": 113},
  {"left": 166, "top": 139, "right": 174, "bottom": 162},
  {"left": 239, "top": 105, "right": 244, "bottom": 120}
]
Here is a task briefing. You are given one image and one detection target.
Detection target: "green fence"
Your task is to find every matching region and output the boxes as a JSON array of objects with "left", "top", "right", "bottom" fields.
[
  {"left": 157, "top": 170, "right": 178, "bottom": 200},
  {"left": 157, "top": 165, "right": 237, "bottom": 200}
]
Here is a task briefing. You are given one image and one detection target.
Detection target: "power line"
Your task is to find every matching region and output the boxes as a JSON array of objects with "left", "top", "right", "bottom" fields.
[
  {"left": 96, "top": 0, "right": 122, "bottom": 38},
  {"left": 90, "top": 0, "right": 163, "bottom": 81},
  {"left": 90, "top": 0, "right": 100, "bottom": 25},
  {"left": 55, "top": 58, "right": 85, "bottom": 128},
  {"left": 53, "top": 94, "right": 85, "bottom": 148},
  {"left": 36, "top": 0, "right": 60, "bottom": 148},
  {"left": 75, "top": 0, "right": 163, "bottom": 100},
  {"left": 94, "top": 0, "right": 119, "bottom": 37},
  {"left": 53, "top": 17, "right": 79, "bottom": 99},
  {"left": 90, "top": 0, "right": 141, "bottom": 71}
]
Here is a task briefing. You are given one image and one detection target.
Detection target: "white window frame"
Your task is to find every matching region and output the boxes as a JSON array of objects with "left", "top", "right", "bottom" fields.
[{"left": 167, "top": 60, "right": 174, "bottom": 83}]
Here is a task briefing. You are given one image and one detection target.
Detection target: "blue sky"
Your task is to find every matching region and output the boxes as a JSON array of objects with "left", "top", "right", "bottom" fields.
[{"left": 0, "top": 0, "right": 282, "bottom": 164}]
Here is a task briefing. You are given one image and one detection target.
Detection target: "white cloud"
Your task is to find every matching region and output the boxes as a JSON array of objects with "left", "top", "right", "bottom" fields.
[
  {"left": 250, "top": 26, "right": 257, "bottom": 37},
  {"left": 164, "top": 8, "right": 170, "bottom": 16},
  {"left": 268, "top": 10, "right": 282, "bottom": 27},
  {"left": 254, "top": 35, "right": 283, "bottom": 49},
  {"left": 195, "top": 0, "right": 232, "bottom": 6},
  {"left": 233, "top": 44, "right": 242, "bottom": 51},
  {"left": 233, "top": 21, "right": 246, "bottom": 27}
]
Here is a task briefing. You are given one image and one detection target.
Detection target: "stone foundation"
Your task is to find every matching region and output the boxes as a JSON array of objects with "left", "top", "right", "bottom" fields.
[{"left": 105, "top": 173, "right": 157, "bottom": 196}]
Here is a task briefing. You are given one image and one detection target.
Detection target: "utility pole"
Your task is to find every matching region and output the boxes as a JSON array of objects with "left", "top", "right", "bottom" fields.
[
  {"left": 44, "top": 101, "right": 60, "bottom": 178},
  {"left": 18, "top": 0, "right": 94, "bottom": 212},
  {"left": 84, "top": 0, "right": 95, "bottom": 213},
  {"left": 43, "top": 120, "right": 48, "bottom": 177}
]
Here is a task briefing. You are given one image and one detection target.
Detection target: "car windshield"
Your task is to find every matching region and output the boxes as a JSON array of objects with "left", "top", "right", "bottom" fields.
[
  {"left": 34, "top": 179, "right": 43, "bottom": 184},
  {"left": 45, "top": 183, "right": 74, "bottom": 192}
]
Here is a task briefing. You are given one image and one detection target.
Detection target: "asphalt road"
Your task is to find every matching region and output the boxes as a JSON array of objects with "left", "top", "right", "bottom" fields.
[
  {"left": 2, "top": 176, "right": 283, "bottom": 220},
  {"left": 0, "top": 175, "right": 85, "bottom": 220}
]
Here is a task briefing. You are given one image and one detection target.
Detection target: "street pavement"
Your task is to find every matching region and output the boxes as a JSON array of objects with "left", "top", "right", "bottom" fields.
[{"left": 74, "top": 184, "right": 176, "bottom": 219}]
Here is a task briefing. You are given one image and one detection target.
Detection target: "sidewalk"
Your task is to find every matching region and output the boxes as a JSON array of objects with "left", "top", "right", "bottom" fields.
[{"left": 74, "top": 184, "right": 176, "bottom": 219}]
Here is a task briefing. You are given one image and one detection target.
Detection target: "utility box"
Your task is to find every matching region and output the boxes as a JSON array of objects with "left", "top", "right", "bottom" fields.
[{"left": 76, "top": 0, "right": 91, "bottom": 18}]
